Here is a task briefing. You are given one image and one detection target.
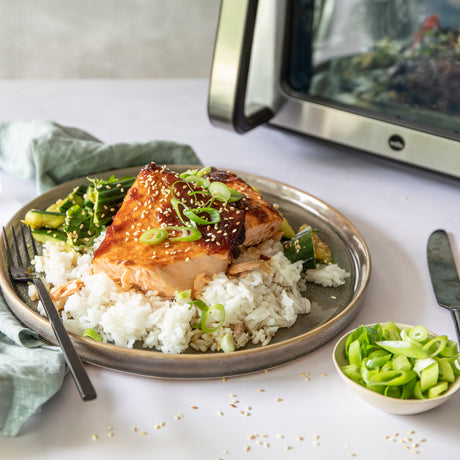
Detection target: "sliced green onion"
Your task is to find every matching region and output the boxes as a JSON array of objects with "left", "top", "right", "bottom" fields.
[
  {"left": 420, "top": 362, "right": 439, "bottom": 392},
  {"left": 340, "top": 321, "right": 459, "bottom": 400},
  {"left": 190, "top": 299, "right": 208, "bottom": 312},
  {"left": 413, "top": 381, "right": 425, "bottom": 399},
  {"left": 166, "top": 226, "right": 202, "bottom": 242},
  {"left": 227, "top": 187, "right": 243, "bottom": 202},
  {"left": 139, "top": 228, "right": 168, "bottom": 245},
  {"left": 197, "top": 166, "right": 211, "bottom": 177},
  {"left": 440, "top": 339, "right": 458, "bottom": 356},
  {"left": 189, "top": 299, "right": 226, "bottom": 333},
  {"left": 179, "top": 169, "right": 198, "bottom": 179},
  {"left": 401, "top": 378, "right": 417, "bottom": 399},
  {"left": 423, "top": 335, "right": 448, "bottom": 357},
  {"left": 209, "top": 181, "right": 231, "bottom": 202},
  {"left": 83, "top": 328, "right": 103, "bottom": 342},
  {"left": 341, "top": 364, "right": 362, "bottom": 383},
  {"left": 392, "top": 354, "right": 412, "bottom": 371},
  {"left": 376, "top": 340, "right": 428, "bottom": 359},
  {"left": 368, "top": 370, "right": 417, "bottom": 386},
  {"left": 361, "top": 360, "right": 379, "bottom": 384},
  {"left": 170, "top": 197, "right": 190, "bottom": 226},
  {"left": 384, "top": 385, "right": 401, "bottom": 398},
  {"left": 183, "top": 207, "right": 221, "bottom": 225},
  {"left": 220, "top": 333, "right": 236, "bottom": 353},
  {"left": 438, "top": 359, "right": 456, "bottom": 383},
  {"left": 408, "top": 325, "right": 429, "bottom": 343},
  {"left": 365, "top": 350, "right": 392, "bottom": 369},
  {"left": 413, "top": 357, "right": 437, "bottom": 376},
  {"left": 428, "top": 381, "right": 448, "bottom": 398},
  {"left": 347, "top": 339, "right": 362, "bottom": 367},
  {"left": 175, "top": 290, "right": 192, "bottom": 302},
  {"left": 452, "top": 358, "right": 460, "bottom": 375},
  {"left": 200, "top": 303, "right": 225, "bottom": 333},
  {"left": 183, "top": 175, "right": 210, "bottom": 188},
  {"left": 381, "top": 321, "right": 401, "bottom": 340}
]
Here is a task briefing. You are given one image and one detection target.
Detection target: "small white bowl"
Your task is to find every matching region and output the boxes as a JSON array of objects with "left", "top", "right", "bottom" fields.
[{"left": 332, "top": 323, "right": 460, "bottom": 415}]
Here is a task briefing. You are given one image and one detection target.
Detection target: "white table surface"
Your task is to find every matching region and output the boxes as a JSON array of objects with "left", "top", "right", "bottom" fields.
[{"left": 0, "top": 79, "right": 459, "bottom": 459}]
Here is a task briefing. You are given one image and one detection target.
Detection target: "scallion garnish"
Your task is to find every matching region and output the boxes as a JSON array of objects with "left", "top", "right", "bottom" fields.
[
  {"left": 139, "top": 228, "right": 169, "bottom": 245},
  {"left": 183, "top": 207, "right": 221, "bottom": 226},
  {"left": 341, "top": 322, "right": 460, "bottom": 400},
  {"left": 167, "top": 226, "right": 202, "bottom": 242},
  {"left": 140, "top": 226, "right": 202, "bottom": 245},
  {"left": 189, "top": 299, "right": 226, "bottom": 333},
  {"left": 83, "top": 328, "right": 103, "bottom": 342},
  {"left": 168, "top": 167, "right": 242, "bottom": 232},
  {"left": 209, "top": 181, "right": 232, "bottom": 202}
]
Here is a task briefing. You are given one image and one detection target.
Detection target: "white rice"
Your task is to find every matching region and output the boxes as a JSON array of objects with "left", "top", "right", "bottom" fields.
[{"left": 30, "top": 238, "right": 349, "bottom": 354}]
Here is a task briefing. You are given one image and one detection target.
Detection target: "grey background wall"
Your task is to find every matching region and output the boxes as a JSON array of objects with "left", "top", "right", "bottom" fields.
[{"left": 0, "top": 0, "right": 220, "bottom": 78}]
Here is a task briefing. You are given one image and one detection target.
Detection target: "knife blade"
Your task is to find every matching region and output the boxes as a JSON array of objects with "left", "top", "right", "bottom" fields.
[{"left": 427, "top": 229, "right": 460, "bottom": 343}]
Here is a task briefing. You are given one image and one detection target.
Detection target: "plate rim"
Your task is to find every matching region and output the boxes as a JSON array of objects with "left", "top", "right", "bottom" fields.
[{"left": 0, "top": 165, "right": 371, "bottom": 379}]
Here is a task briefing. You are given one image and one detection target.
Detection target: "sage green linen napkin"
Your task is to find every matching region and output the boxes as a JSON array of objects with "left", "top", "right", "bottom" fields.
[
  {"left": 0, "top": 120, "right": 201, "bottom": 193},
  {"left": 0, "top": 298, "right": 65, "bottom": 437},
  {"left": 0, "top": 120, "right": 202, "bottom": 436}
]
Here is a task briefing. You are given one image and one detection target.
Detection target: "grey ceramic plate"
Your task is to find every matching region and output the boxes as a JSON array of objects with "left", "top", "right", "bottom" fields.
[{"left": 0, "top": 166, "right": 371, "bottom": 379}]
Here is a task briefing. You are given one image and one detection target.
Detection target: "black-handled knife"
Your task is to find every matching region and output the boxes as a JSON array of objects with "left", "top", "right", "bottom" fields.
[{"left": 427, "top": 229, "right": 460, "bottom": 343}]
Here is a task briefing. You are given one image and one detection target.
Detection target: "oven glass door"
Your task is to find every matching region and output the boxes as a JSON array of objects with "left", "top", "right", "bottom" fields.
[{"left": 285, "top": 0, "right": 460, "bottom": 139}]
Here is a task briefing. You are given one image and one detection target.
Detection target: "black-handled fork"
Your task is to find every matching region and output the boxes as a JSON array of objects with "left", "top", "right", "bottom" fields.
[{"left": 2, "top": 224, "right": 97, "bottom": 401}]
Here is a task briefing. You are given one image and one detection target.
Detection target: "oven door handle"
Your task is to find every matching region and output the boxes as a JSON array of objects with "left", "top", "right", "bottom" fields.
[{"left": 208, "top": 0, "right": 274, "bottom": 134}]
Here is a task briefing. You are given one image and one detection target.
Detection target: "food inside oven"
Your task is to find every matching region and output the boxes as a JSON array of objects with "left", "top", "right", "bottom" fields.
[{"left": 288, "top": 0, "right": 460, "bottom": 135}]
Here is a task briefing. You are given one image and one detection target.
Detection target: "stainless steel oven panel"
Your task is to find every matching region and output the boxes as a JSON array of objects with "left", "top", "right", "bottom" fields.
[
  {"left": 272, "top": 95, "right": 460, "bottom": 178},
  {"left": 208, "top": 0, "right": 460, "bottom": 179}
]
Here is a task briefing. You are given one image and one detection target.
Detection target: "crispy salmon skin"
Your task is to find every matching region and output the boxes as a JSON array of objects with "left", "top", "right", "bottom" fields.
[{"left": 92, "top": 164, "right": 282, "bottom": 297}]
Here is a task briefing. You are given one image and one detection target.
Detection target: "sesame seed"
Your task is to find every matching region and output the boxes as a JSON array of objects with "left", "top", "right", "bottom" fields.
[
  {"left": 244, "top": 446, "right": 250, "bottom": 452},
  {"left": 91, "top": 434, "right": 99, "bottom": 441}
]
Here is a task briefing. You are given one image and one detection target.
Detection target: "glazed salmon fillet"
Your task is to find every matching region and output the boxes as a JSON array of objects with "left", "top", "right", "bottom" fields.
[{"left": 92, "top": 164, "right": 282, "bottom": 297}]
